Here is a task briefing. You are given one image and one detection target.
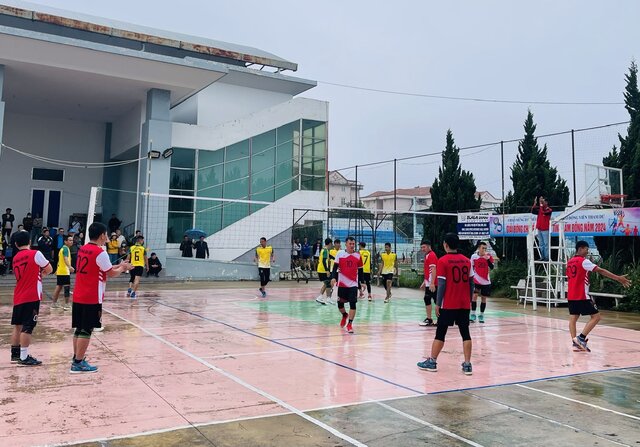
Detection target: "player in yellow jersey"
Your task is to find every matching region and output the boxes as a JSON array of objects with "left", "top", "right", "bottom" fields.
[
  {"left": 358, "top": 242, "right": 373, "bottom": 301},
  {"left": 126, "top": 235, "right": 147, "bottom": 300},
  {"left": 315, "top": 238, "right": 334, "bottom": 305},
  {"left": 326, "top": 239, "right": 341, "bottom": 304},
  {"left": 52, "top": 235, "right": 75, "bottom": 310},
  {"left": 377, "top": 242, "right": 397, "bottom": 303},
  {"left": 255, "top": 237, "right": 274, "bottom": 298}
]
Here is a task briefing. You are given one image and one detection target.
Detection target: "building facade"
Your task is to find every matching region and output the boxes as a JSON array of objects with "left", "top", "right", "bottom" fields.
[
  {"left": 328, "top": 170, "right": 362, "bottom": 207},
  {"left": 361, "top": 187, "right": 501, "bottom": 212}
]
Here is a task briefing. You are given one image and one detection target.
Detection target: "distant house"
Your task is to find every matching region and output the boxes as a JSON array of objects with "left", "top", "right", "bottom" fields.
[{"left": 329, "top": 171, "right": 363, "bottom": 207}]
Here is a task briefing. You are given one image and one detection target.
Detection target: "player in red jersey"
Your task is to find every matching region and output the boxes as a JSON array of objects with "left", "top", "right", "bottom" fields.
[
  {"left": 417, "top": 233, "right": 475, "bottom": 375},
  {"left": 10, "top": 230, "right": 53, "bottom": 366},
  {"left": 71, "top": 222, "right": 132, "bottom": 373},
  {"left": 567, "top": 240, "right": 630, "bottom": 352},
  {"left": 330, "top": 236, "right": 363, "bottom": 334},
  {"left": 418, "top": 240, "right": 438, "bottom": 327},
  {"left": 470, "top": 241, "right": 495, "bottom": 323}
]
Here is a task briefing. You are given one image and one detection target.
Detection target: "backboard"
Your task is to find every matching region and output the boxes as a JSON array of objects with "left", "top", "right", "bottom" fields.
[{"left": 584, "top": 164, "right": 624, "bottom": 207}]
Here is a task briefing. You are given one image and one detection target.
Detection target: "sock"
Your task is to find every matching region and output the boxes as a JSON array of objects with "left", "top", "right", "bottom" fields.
[
  {"left": 20, "top": 347, "right": 28, "bottom": 361},
  {"left": 73, "top": 357, "right": 82, "bottom": 364},
  {"left": 348, "top": 319, "right": 353, "bottom": 324},
  {"left": 11, "top": 345, "right": 20, "bottom": 357},
  {"left": 342, "top": 312, "right": 348, "bottom": 318},
  {"left": 471, "top": 301, "right": 477, "bottom": 312},
  {"left": 480, "top": 302, "right": 486, "bottom": 313},
  {"left": 579, "top": 333, "right": 587, "bottom": 340}
]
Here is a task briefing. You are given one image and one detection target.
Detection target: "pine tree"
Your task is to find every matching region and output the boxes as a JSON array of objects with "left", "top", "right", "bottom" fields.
[{"left": 423, "top": 130, "right": 481, "bottom": 254}]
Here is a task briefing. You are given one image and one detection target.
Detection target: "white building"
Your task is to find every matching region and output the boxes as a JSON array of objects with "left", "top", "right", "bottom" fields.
[
  {"left": 361, "top": 187, "right": 501, "bottom": 212},
  {"left": 328, "top": 170, "right": 362, "bottom": 207},
  {"left": 0, "top": 1, "right": 328, "bottom": 276}
]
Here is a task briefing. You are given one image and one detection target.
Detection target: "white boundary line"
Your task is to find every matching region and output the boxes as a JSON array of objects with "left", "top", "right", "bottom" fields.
[
  {"left": 621, "top": 369, "right": 640, "bottom": 375},
  {"left": 376, "top": 402, "right": 484, "bottom": 447},
  {"left": 516, "top": 384, "right": 640, "bottom": 421},
  {"left": 102, "top": 308, "right": 367, "bottom": 447},
  {"left": 465, "top": 392, "right": 631, "bottom": 447}
]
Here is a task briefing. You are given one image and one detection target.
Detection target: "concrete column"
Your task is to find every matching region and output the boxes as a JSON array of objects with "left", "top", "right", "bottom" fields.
[
  {"left": 0, "top": 65, "right": 5, "bottom": 158},
  {"left": 139, "top": 88, "right": 172, "bottom": 262}
]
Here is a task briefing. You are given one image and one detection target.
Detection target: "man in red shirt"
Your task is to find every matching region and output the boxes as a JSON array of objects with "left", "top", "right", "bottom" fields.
[
  {"left": 417, "top": 233, "right": 474, "bottom": 375},
  {"left": 10, "top": 230, "right": 53, "bottom": 366},
  {"left": 567, "top": 240, "right": 630, "bottom": 352},
  {"left": 531, "top": 196, "right": 552, "bottom": 261},
  {"left": 418, "top": 240, "right": 438, "bottom": 327},
  {"left": 470, "top": 241, "right": 495, "bottom": 323},
  {"left": 330, "top": 236, "right": 363, "bottom": 334},
  {"left": 71, "top": 222, "right": 132, "bottom": 373}
]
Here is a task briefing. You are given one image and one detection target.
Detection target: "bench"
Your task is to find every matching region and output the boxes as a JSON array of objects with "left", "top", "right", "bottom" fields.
[{"left": 588, "top": 292, "right": 628, "bottom": 308}]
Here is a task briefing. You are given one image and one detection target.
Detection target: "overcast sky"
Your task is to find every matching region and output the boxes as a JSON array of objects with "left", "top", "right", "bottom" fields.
[{"left": 28, "top": 0, "right": 640, "bottom": 198}]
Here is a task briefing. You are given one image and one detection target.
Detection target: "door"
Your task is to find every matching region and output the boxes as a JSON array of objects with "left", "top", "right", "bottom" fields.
[{"left": 31, "top": 189, "right": 62, "bottom": 228}]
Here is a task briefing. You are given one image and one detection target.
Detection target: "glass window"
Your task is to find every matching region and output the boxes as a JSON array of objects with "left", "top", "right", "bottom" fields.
[
  {"left": 32, "top": 168, "right": 64, "bottom": 182},
  {"left": 198, "top": 149, "right": 224, "bottom": 168},
  {"left": 252, "top": 147, "right": 275, "bottom": 174},
  {"left": 170, "top": 169, "right": 195, "bottom": 191},
  {"left": 223, "top": 203, "right": 249, "bottom": 227},
  {"left": 196, "top": 201, "right": 222, "bottom": 234},
  {"left": 225, "top": 140, "right": 250, "bottom": 162},
  {"left": 170, "top": 148, "right": 195, "bottom": 169},
  {"left": 301, "top": 158, "right": 325, "bottom": 177},
  {"left": 198, "top": 164, "right": 223, "bottom": 189},
  {"left": 277, "top": 121, "right": 299, "bottom": 144},
  {"left": 169, "top": 197, "right": 194, "bottom": 213},
  {"left": 198, "top": 184, "right": 223, "bottom": 198},
  {"left": 302, "top": 120, "right": 326, "bottom": 139},
  {"left": 252, "top": 187, "right": 274, "bottom": 203},
  {"left": 167, "top": 212, "right": 194, "bottom": 243},
  {"left": 276, "top": 157, "right": 295, "bottom": 184},
  {"left": 276, "top": 140, "right": 294, "bottom": 163},
  {"left": 275, "top": 178, "right": 297, "bottom": 200},
  {"left": 252, "top": 167, "right": 275, "bottom": 196},
  {"left": 302, "top": 139, "right": 326, "bottom": 158},
  {"left": 252, "top": 130, "right": 276, "bottom": 153},
  {"left": 224, "top": 177, "right": 249, "bottom": 199},
  {"left": 225, "top": 158, "right": 249, "bottom": 182},
  {"left": 301, "top": 175, "right": 325, "bottom": 192}
]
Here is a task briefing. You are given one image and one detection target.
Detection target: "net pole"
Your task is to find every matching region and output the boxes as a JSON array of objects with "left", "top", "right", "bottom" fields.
[
  {"left": 86, "top": 186, "right": 98, "bottom": 244},
  {"left": 571, "top": 129, "right": 576, "bottom": 205}
]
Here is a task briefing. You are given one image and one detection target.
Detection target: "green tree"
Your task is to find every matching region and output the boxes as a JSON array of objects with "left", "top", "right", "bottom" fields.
[{"left": 423, "top": 130, "right": 481, "bottom": 255}]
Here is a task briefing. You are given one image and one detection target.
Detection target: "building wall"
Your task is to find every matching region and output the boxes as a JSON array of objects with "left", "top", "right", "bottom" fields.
[
  {"left": 0, "top": 111, "right": 105, "bottom": 229},
  {"left": 110, "top": 104, "right": 143, "bottom": 159}
]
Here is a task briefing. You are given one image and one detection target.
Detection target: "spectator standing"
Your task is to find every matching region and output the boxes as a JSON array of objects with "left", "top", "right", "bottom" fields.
[
  {"left": 2, "top": 208, "right": 14, "bottom": 243},
  {"left": 194, "top": 236, "right": 209, "bottom": 259},
  {"left": 22, "top": 213, "right": 33, "bottom": 243},
  {"left": 37, "top": 227, "right": 54, "bottom": 267},
  {"left": 107, "top": 233, "right": 120, "bottom": 264},
  {"left": 108, "top": 214, "right": 121, "bottom": 234},
  {"left": 180, "top": 236, "right": 194, "bottom": 258},
  {"left": 32, "top": 213, "right": 43, "bottom": 244}
]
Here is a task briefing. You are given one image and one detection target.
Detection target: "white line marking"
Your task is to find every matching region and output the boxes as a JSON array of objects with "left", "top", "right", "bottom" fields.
[
  {"left": 103, "top": 308, "right": 367, "bottom": 447},
  {"left": 516, "top": 384, "right": 640, "bottom": 421},
  {"left": 466, "top": 392, "right": 631, "bottom": 447},
  {"left": 621, "top": 369, "right": 640, "bottom": 376},
  {"left": 376, "top": 402, "right": 484, "bottom": 447}
]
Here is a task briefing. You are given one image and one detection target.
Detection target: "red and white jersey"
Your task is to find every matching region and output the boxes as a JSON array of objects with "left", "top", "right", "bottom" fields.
[
  {"left": 437, "top": 253, "right": 473, "bottom": 310},
  {"left": 13, "top": 249, "right": 50, "bottom": 305},
  {"left": 471, "top": 253, "right": 493, "bottom": 285},
  {"left": 73, "top": 243, "right": 113, "bottom": 305},
  {"left": 423, "top": 250, "right": 438, "bottom": 287},
  {"left": 567, "top": 256, "right": 599, "bottom": 301},
  {"left": 334, "top": 250, "right": 363, "bottom": 288}
]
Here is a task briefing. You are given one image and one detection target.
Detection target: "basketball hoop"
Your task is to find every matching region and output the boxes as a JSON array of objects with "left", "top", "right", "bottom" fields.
[{"left": 600, "top": 194, "right": 626, "bottom": 206}]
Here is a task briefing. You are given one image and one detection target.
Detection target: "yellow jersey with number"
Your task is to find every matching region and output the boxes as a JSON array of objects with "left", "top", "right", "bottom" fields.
[
  {"left": 256, "top": 246, "right": 273, "bottom": 268},
  {"left": 129, "top": 245, "right": 147, "bottom": 267},
  {"left": 329, "top": 248, "right": 338, "bottom": 271},
  {"left": 56, "top": 246, "right": 71, "bottom": 276},
  {"left": 317, "top": 248, "right": 329, "bottom": 273},
  {"left": 359, "top": 249, "right": 371, "bottom": 273},
  {"left": 380, "top": 252, "right": 397, "bottom": 274}
]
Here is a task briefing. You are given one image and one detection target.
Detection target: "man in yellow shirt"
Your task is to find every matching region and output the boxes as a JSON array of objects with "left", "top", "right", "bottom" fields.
[
  {"left": 358, "top": 242, "right": 373, "bottom": 301},
  {"left": 377, "top": 242, "right": 397, "bottom": 303},
  {"left": 255, "top": 237, "right": 274, "bottom": 298},
  {"left": 325, "top": 239, "right": 341, "bottom": 305},
  {"left": 52, "top": 235, "right": 75, "bottom": 310},
  {"left": 126, "top": 235, "right": 147, "bottom": 300},
  {"left": 315, "top": 238, "right": 333, "bottom": 305}
]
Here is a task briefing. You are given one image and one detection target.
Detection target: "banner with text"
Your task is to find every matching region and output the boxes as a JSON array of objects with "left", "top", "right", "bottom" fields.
[
  {"left": 489, "top": 207, "right": 640, "bottom": 238},
  {"left": 457, "top": 212, "right": 491, "bottom": 240}
]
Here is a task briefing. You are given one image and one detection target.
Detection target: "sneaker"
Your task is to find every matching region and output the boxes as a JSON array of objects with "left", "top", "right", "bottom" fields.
[
  {"left": 462, "top": 361, "right": 473, "bottom": 375},
  {"left": 572, "top": 340, "right": 583, "bottom": 351},
  {"left": 315, "top": 295, "right": 326, "bottom": 305},
  {"left": 368, "top": 295, "right": 373, "bottom": 302},
  {"left": 478, "top": 314, "right": 484, "bottom": 323},
  {"left": 17, "top": 355, "right": 42, "bottom": 367},
  {"left": 126, "top": 288, "right": 132, "bottom": 297},
  {"left": 261, "top": 290, "right": 267, "bottom": 298},
  {"left": 10, "top": 354, "right": 20, "bottom": 363},
  {"left": 573, "top": 336, "right": 591, "bottom": 352},
  {"left": 94, "top": 326, "right": 105, "bottom": 332},
  {"left": 469, "top": 313, "right": 476, "bottom": 323},
  {"left": 384, "top": 296, "right": 390, "bottom": 303},
  {"left": 417, "top": 357, "right": 437, "bottom": 372},
  {"left": 346, "top": 323, "right": 354, "bottom": 334},
  {"left": 340, "top": 315, "right": 348, "bottom": 328},
  {"left": 63, "top": 304, "right": 71, "bottom": 311},
  {"left": 70, "top": 359, "right": 98, "bottom": 374},
  {"left": 419, "top": 318, "right": 429, "bottom": 326},
  {"left": 51, "top": 302, "right": 60, "bottom": 309},
  {"left": 130, "top": 292, "right": 137, "bottom": 300}
]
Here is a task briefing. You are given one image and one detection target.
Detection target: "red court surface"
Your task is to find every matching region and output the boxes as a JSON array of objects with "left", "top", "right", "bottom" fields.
[{"left": 1, "top": 284, "right": 639, "bottom": 446}]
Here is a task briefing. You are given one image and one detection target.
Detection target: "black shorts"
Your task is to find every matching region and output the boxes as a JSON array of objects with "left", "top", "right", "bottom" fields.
[
  {"left": 337, "top": 287, "right": 358, "bottom": 307},
  {"left": 359, "top": 271, "right": 371, "bottom": 283},
  {"left": 382, "top": 273, "right": 394, "bottom": 283},
  {"left": 57, "top": 275, "right": 71, "bottom": 286},
  {"left": 291, "top": 255, "right": 299, "bottom": 261},
  {"left": 11, "top": 301, "right": 40, "bottom": 327},
  {"left": 302, "top": 253, "right": 311, "bottom": 260},
  {"left": 72, "top": 302, "right": 102, "bottom": 330},
  {"left": 318, "top": 272, "right": 332, "bottom": 286},
  {"left": 437, "top": 308, "right": 471, "bottom": 327},
  {"left": 474, "top": 284, "right": 491, "bottom": 297},
  {"left": 568, "top": 299, "right": 599, "bottom": 316},
  {"left": 424, "top": 288, "right": 437, "bottom": 305},
  {"left": 130, "top": 266, "right": 144, "bottom": 280}
]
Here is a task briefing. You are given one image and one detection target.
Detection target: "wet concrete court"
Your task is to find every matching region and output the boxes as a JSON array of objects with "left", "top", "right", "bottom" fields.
[{"left": 1, "top": 281, "right": 639, "bottom": 446}]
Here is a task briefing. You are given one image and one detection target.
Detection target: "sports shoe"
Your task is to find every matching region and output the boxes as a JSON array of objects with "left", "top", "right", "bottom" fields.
[
  {"left": 417, "top": 357, "right": 437, "bottom": 372},
  {"left": 572, "top": 340, "right": 583, "bottom": 351},
  {"left": 346, "top": 323, "right": 354, "bottom": 334},
  {"left": 461, "top": 361, "right": 473, "bottom": 375},
  {"left": 315, "top": 295, "right": 326, "bottom": 305},
  {"left": 384, "top": 296, "right": 390, "bottom": 303},
  {"left": 368, "top": 295, "right": 373, "bottom": 302},
  {"left": 573, "top": 336, "right": 591, "bottom": 352},
  {"left": 130, "top": 292, "right": 137, "bottom": 300},
  {"left": 261, "top": 290, "right": 267, "bottom": 298},
  {"left": 478, "top": 314, "right": 484, "bottom": 323},
  {"left": 340, "top": 315, "right": 348, "bottom": 328},
  {"left": 17, "top": 355, "right": 42, "bottom": 367},
  {"left": 70, "top": 359, "right": 98, "bottom": 374},
  {"left": 94, "top": 326, "right": 105, "bottom": 332},
  {"left": 126, "top": 288, "right": 132, "bottom": 297},
  {"left": 469, "top": 313, "right": 476, "bottom": 323},
  {"left": 51, "top": 302, "right": 60, "bottom": 309},
  {"left": 419, "top": 318, "right": 435, "bottom": 327},
  {"left": 10, "top": 354, "right": 20, "bottom": 363},
  {"left": 63, "top": 304, "right": 71, "bottom": 311}
]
